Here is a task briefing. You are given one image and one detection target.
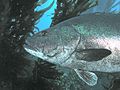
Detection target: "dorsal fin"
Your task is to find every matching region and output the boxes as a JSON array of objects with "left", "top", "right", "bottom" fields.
[{"left": 75, "top": 49, "right": 111, "bottom": 61}]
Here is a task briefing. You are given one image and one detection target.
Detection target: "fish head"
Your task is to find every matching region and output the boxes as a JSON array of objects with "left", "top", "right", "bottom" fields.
[
  {"left": 24, "top": 29, "right": 60, "bottom": 61},
  {"left": 24, "top": 26, "right": 81, "bottom": 64}
]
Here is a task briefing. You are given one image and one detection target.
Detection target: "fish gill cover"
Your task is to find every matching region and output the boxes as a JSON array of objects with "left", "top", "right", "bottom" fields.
[{"left": 0, "top": 0, "right": 120, "bottom": 90}]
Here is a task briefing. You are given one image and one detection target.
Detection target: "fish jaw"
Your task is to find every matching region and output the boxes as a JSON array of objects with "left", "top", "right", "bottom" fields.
[
  {"left": 24, "top": 42, "right": 77, "bottom": 65},
  {"left": 24, "top": 46, "right": 48, "bottom": 60}
]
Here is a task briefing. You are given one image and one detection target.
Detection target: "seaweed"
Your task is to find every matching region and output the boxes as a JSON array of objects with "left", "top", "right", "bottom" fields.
[
  {"left": 0, "top": 0, "right": 44, "bottom": 89},
  {"left": 82, "top": 0, "right": 120, "bottom": 14},
  {"left": 51, "top": 0, "right": 98, "bottom": 26}
]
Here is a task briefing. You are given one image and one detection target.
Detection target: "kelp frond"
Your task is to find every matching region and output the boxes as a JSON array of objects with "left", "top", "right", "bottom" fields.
[
  {"left": 51, "top": 0, "right": 98, "bottom": 26},
  {"left": 34, "top": 0, "right": 47, "bottom": 8},
  {"left": 34, "top": 0, "right": 55, "bottom": 21}
]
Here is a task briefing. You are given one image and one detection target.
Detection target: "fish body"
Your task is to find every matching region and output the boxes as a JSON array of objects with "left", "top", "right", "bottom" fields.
[{"left": 24, "top": 13, "right": 120, "bottom": 86}]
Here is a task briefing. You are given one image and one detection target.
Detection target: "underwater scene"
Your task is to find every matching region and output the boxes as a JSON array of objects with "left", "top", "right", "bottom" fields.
[{"left": 0, "top": 0, "right": 120, "bottom": 90}]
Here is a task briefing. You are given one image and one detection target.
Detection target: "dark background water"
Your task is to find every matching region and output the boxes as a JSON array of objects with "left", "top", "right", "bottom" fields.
[{"left": 0, "top": 0, "right": 120, "bottom": 90}]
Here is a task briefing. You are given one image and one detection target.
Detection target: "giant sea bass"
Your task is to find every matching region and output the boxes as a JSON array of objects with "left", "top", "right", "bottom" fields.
[{"left": 24, "top": 13, "right": 120, "bottom": 86}]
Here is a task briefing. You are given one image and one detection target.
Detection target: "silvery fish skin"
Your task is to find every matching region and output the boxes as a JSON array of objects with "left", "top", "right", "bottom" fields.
[{"left": 24, "top": 13, "right": 120, "bottom": 86}]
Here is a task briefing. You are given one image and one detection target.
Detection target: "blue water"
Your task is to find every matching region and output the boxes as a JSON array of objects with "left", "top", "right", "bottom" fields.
[
  {"left": 34, "top": 0, "right": 57, "bottom": 33},
  {"left": 34, "top": 0, "right": 120, "bottom": 33},
  {"left": 111, "top": 0, "right": 120, "bottom": 12}
]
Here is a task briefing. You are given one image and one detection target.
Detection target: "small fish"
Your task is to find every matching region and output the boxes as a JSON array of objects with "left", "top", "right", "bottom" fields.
[{"left": 24, "top": 13, "right": 120, "bottom": 86}]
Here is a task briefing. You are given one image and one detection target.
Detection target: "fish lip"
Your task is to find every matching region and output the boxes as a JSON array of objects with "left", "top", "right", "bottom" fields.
[{"left": 23, "top": 41, "right": 49, "bottom": 60}]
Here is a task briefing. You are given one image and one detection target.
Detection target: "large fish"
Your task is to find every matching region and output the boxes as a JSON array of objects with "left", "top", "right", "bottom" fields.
[{"left": 24, "top": 13, "right": 120, "bottom": 86}]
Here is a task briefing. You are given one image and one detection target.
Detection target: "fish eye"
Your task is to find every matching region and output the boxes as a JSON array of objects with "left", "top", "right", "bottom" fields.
[{"left": 41, "top": 30, "right": 48, "bottom": 36}]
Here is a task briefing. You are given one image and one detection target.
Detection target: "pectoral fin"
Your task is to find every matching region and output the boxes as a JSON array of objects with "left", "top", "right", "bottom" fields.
[
  {"left": 74, "top": 69, "right": 98, "bottom": 86},
  {"left": 75, "top": 49, "right": 111, "bottom": 61}
]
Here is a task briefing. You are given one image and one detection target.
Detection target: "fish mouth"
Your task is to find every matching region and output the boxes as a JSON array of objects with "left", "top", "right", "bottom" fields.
[{"left": 23, "top": 43, "right": 48, "bottom": 60}]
